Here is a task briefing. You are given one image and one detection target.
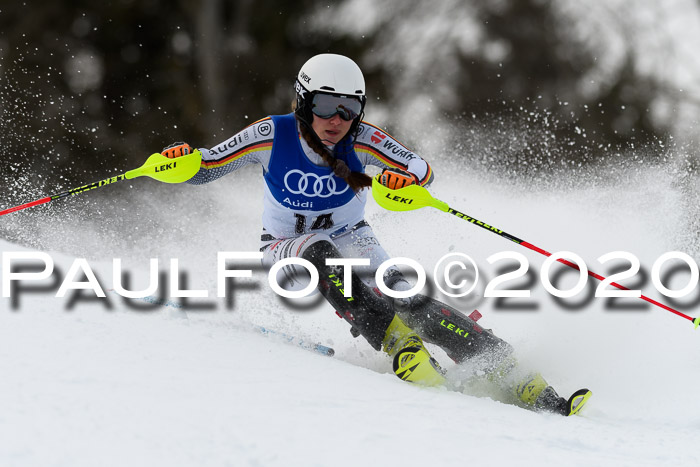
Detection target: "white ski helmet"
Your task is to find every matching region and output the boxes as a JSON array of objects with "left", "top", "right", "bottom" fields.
[{"left": 295, "top": 54, "right": 367, "bottom": 133}]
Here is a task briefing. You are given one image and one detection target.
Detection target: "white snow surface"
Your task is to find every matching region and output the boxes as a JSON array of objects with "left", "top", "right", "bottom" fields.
[{"left": 1, "top": 164, "right": 699, "bottom": 467}]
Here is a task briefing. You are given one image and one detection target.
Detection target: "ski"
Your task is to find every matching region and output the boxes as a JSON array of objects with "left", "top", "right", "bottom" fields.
[
  {"left": 257, "top": 326, "right": 335, "bottom": 357},
  {"left": 106, "top": 290, "right": 335, "bottom": 357},
  {"left": 566, "top": 389, "right": 592, "bottom": 416}
]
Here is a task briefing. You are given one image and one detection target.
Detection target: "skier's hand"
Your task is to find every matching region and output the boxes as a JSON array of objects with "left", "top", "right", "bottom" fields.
[
  {"left": 161, "top": 142, "right": 192, "bottom": 159},
  {"left": 378, "top": 168, "right": 418, "bottom": 189}
]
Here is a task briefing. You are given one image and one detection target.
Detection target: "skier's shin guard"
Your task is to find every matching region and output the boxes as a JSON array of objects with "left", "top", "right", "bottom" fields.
[
  {"left": 302, "top": 240, "right": 395, "bottom": 351},
  {"left": 393, "top": 294, "right": 513, "bottom": 366}
]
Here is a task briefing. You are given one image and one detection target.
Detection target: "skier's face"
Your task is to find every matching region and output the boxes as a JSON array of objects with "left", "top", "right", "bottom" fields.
[{"left": 311, "top": 113, "right": 352, "bottom": 146}]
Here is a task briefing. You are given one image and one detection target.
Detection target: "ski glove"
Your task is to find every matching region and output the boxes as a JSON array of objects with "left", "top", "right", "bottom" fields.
[
  {"left": 162, "top": 142, "right": 192, "bottom": 159},
  {"left": 379, "top": 168, "right": 419, "bottom": 189}
]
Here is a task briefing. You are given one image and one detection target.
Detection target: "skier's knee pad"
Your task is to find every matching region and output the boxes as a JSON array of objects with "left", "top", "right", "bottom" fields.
[{"left": 300, "top": 235, "right": 341, "bottom": 266}]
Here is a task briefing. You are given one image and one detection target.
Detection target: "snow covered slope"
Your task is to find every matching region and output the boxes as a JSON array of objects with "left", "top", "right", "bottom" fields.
[{"left": 1, "top": 163, "right": 699, "bottom": 467}]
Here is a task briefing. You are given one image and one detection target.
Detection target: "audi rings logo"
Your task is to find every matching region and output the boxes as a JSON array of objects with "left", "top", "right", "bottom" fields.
[{"left": 283, "top": 170, "right": 349, "bottom": 198}]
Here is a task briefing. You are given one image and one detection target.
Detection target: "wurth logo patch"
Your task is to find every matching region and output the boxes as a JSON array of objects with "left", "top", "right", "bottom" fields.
[{"left": 371, "top": 131, "right": 386, "bottom": 144}]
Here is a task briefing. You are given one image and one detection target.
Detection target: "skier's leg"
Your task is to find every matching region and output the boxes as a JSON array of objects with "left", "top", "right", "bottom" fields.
[
  {"left": 330, "top": 225, "right": 591, "bottom": 414},
  {"left": 262, "top": 228, "right": 589, "bottom": 412},
  {"left": 395, "top": 294, "right": 591, "bottom": 414},
  {"left": 327, "top": 226, "right": 509, "bottom": 364},
  {"left": 261, "top": 230, "right": 445, "bottom": 386}
]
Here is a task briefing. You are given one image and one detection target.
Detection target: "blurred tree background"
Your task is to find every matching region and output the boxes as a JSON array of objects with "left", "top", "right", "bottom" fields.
[{"left": 1, "top": 0, "right": 700, "bottom": 193}]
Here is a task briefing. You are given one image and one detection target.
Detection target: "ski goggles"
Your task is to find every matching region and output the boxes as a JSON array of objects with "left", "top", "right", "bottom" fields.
[{"left": 311, "top": 93, "right": 363, "bottom": 121}]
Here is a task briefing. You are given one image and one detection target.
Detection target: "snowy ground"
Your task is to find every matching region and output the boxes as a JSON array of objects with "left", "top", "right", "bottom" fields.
[{"left": 1, "top": 162, "right": 699, "bottom": 466}]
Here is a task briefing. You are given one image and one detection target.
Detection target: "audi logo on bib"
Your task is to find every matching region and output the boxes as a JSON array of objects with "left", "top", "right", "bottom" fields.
[{"left": 284, "top": 169, "right": 349, "bottom": 198}]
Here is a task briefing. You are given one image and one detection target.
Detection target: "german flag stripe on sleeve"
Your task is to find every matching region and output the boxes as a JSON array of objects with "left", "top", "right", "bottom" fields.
[
  {"left": 418, "top": 164, "right": 432, "bottom": 186},
  {"left": 248, "top": 116, "right": 272, "bottom": 128},
  {"left": 355, "top": 142, "right": 433, "bottom": 187},
  {"left": 360, "top": 120, "right": 402, "bottom": 142},
  {"left": 202, "top": 140, "right": 274, "bottom": 169},
  {"left": 355, "top": 142, "right": 408, "bottom": 170}
]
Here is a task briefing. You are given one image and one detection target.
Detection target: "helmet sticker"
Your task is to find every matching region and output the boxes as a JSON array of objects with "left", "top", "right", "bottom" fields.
[{"left": 294, "top": 80, "right": 307, "bottom": 98}]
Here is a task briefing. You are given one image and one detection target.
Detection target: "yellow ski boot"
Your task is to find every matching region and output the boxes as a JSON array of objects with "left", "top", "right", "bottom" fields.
[
  {"left": 515, "top": 373, "right": 591, "bottom": 416},
  {"left": 383, "top": 315, "right": 446, "bottom": 387}
]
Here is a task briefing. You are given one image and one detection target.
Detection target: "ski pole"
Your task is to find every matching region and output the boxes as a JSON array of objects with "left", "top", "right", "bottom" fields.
[
  {"left": 371, "top": 176, "right": 700, "bottom": 329},
  {"left": 1, "top": 151, "right": 203, "bottom": 217}
]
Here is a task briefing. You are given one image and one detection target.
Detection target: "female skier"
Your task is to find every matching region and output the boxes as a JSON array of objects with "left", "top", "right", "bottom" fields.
[{"left": 162, "top": 53, "right": 589, "bottom": 415}]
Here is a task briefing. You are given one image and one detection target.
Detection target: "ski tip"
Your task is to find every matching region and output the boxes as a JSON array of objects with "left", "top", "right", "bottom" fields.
[
  {"left": 566, "top": 389, "right": 592, "bottom": 416},
  {"left": 694, "top": 317, "right": 700, "bottom": 330},
  {"left": 315, "top": 344, "right": 335, "bottom": 357}
]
